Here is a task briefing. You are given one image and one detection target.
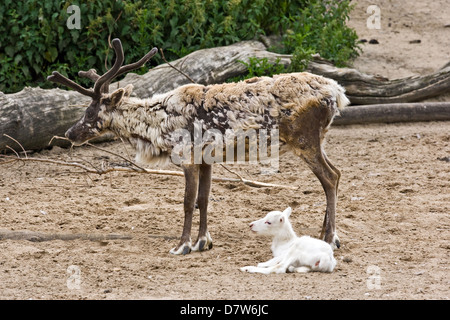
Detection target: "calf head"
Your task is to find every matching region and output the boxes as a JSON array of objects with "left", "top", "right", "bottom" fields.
[
  {"left": 249, "top": 207, "right": 292, "bottom": 236},
  {"left": 48, "top": 38, "right": 157, "bottom": 145}
]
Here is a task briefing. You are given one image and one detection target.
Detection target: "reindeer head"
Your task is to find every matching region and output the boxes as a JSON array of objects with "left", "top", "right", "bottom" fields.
[{"left": 48, "top": 38, "right": 157, "bottom": 145}]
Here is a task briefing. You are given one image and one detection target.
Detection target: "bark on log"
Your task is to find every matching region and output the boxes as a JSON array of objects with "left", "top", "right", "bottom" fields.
[
  {"left": 307, "top": 57, "right": 450, "bottom": 104},
  {"left": 0, "top": 88, "right": 89, "bottom": 151},
  {"left": 1, "top": 40, "right": 449, "bottom": 152}
]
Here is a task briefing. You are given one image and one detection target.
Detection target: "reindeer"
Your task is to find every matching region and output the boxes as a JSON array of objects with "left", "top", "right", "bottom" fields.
[{"left": 48, "top": 38, "right": 349, "bottom": 255}]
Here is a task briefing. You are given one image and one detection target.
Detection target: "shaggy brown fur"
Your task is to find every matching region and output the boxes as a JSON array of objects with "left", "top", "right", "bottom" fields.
[{"left": 103, "top": 73, "right": 347, "bottom": 168}]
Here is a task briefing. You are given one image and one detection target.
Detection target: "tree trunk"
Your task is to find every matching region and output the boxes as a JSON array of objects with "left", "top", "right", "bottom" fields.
[
  {"left": 333, "top": 102, "right": 450, "bottom": 125},
  {"left": 0, "top": 88, "right": 88, "bottom": 151},
  {"left": 1, "top": 40, "right": 449, "bottom": 152},
  {"left": 307, "top": 57, "right": 450, "bottom": 104}
]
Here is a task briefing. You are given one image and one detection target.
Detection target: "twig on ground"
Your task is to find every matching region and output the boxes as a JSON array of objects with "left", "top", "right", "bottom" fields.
[
  {"left": 0, "top": 153, "right": 295, "bottom": 189},
  {"left": 3, "top": 134, "right": 28, "bottom": 159}
]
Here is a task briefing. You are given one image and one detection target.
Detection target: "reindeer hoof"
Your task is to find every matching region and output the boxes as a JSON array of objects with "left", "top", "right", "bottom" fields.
[
  {"left": 334, "top": 238, "right": 341, "bottom": 249},
  {"left": 192, "top": 232, "right": 213, "bottom": 252},
  {"left": 170, "top": 241, "right": 192, "bottom": 255},
  {"left": 331, "top": 234, "right": 340, "bottom": 250},
  {"left": 324, "top": 232, "right": 340, "bottom": 250}
]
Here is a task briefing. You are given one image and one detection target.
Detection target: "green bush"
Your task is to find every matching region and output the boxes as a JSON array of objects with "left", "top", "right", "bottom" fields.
[
  {"left": 282, "top": 0, "right": 360, "bottom": 70},
  {"left": 227, "top": 57, "right": 287, "bottom": 83},
  {"left": 0, "top": 0, "right": 359, "bottom": 94}
]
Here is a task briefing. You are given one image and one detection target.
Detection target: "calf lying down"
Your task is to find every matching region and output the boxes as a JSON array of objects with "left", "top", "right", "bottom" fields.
[{"left": 240, "top": 207, "right": 337, "bottom": 274}]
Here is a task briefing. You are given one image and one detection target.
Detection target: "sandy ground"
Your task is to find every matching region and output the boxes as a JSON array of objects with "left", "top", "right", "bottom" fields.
[
  {"left": 347, "top": 0, "right": 450, "bottom": 79},
  {"left": 0, "top": 0, "right": 449, "bottom": 300}
]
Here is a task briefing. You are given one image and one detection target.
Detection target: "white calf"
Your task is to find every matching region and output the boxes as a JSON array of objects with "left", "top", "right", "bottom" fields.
[{"left": 240, "top": 207, "right": 337, "bottom": 274}]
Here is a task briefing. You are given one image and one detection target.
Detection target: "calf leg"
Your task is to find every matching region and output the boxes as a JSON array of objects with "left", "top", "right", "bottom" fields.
[
  {"left": 242, "top": 255, "right": 298, "bottom": 274},
  {"left": 192, "top": 164, "right": 213, "bottom": 251},
  {"left": 240, "top": 265, "right": 277, "bottom": 274},
  {"left": 289, "top": 266, "right": 311, "bottom": 273},
  {"left": 257, "top": 256, "right": 283, "bottom": 268},
  {"left": 241, "top": 256, "right": 283, "bottom": 273},
  {"left": 170, "top": 165, "right": 200, "bottom": 255}
]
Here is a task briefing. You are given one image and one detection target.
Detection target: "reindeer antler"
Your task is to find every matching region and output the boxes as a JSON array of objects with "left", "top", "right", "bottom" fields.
[
  {"left": 92, "top": 38, "right": 124, "bottom": 96},
  {"left": 47, "top": 71, "right": 97, "bottom": 98},
  {"left": 100, "top": 46, "right": 158, "bottom": 93},
  {"left": 48, "top": 38, "right": 158, "bottom": 97},
  {"left": 78, "top": 69, "right": 101, "bottom": 82}
]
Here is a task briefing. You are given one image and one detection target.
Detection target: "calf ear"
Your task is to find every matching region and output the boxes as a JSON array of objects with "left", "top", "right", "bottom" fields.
[{"left": 283, "top": 207, "right": 292, "bottom": 218}]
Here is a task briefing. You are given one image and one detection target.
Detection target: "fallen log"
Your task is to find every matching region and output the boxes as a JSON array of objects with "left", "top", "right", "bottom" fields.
[
  {"left": 307, "top": 57, "right": 450, "bottom": 104},
  {"left": 333, "top": 102, "right": 450, "bottom": 125},
  {"left": 1, "top": 40, "right": 449, "bottom": 152},
  {"left": 0, "top": 88, "right": 113, "bottom": 151}
]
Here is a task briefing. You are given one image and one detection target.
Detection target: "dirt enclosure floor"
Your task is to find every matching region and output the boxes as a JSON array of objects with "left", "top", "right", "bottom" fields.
[
  {"left": 0, "top": 121, "right": 449, "bottom": 300},
  {"left": 1, "top": 0, "right": 450, "bottom": 301}
]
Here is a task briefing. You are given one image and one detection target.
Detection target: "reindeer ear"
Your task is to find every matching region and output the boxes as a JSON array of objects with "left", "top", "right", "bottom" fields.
[
  {"left": 123, "top": 84, "right": 134, "bottom": 98},
  {"left": 110, "top": 87, "right": 127, "bottom": 106}
]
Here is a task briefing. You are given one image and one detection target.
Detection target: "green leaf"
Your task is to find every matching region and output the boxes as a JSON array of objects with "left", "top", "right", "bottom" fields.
[
  {"left": 21, "top": 65, "right": 30, "bottom": 77},
  {"left": 44, "top": 47, "right": 58, "bottom": 62},
  {"left": 0, "top": 0, "right": 360, "bottom": 93},
  {"left": 14, "top": 54, "right": 23, "bottom": 65},
  {"left": 71, "top": 30, "right": 80, "bottom": 43},
  {"left": 4, "top": 46, "right": 15, "bottom": 57},
  {"left": 121, "top": 25, "right": 131, "bottom": 36}
]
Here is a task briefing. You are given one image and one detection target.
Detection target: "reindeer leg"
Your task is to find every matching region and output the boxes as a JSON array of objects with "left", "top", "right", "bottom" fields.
[
  {"left": 284, "top": 105, "right": 341, "bottom": 249},
  {"left": 192, "top": 164, "right": 213, "bottom": 252},
  {"left": 321, "top": 151, "right": 341, "bottom": 248},
  {"left": 302, "top": 150, "right": 340, "bottom": 249},
  {"left": 323, "top": 151, "right": 341, "bottom": 195},
  {"left": 170, "top": 164, "right": 200, "bottom": 255}
]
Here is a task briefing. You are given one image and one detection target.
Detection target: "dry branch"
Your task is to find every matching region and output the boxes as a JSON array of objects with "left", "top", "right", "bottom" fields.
[
  {"left": 0, "top": 229, "right": 132, "bottom": 242},
  {"left": 1, "top": 135, "right": 295, "bottom": 189},
  {"left": 0, "top": 154, "right": 297, "bottom": 190},
  {"left": 159, "top": 48, "right": 196, "bottom": 84}
]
